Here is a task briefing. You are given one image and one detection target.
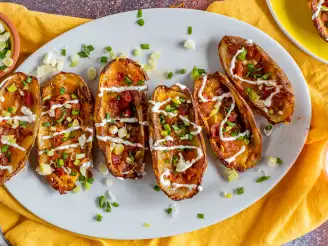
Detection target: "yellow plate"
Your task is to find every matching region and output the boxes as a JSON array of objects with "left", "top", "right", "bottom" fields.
[{"left": 267, "top": 0, "right": 328, "bottom": 64}]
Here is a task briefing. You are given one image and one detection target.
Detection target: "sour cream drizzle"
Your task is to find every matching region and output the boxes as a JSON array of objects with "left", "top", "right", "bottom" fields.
[
  {"left": 95, "top": 118, "right": 148, "bottom": 127},
  {"left": 41, "top": 100, "right": 79, "bottom": 117},
  {"left": 39, "top": 143, "right": 82, "bottom": 155},
  {"left": 149, "top": 98, "right": 177, "bottom": 117},
  {"left": 179, "top": 115, "right": 202, "bottom": 139},
  {"left": 41, "top": 126, "right": 93, "bottom": 141},
  {"left": 96, "top": 135, "right": 145, "bottom": 149},
  {"left": 98, "top": 85, "right": 147, "bottom": 97},
  {"left": 224, "top": 146, "right": 246, "bottom": 163},
  {"left": 0, "top": 106, "right": 36, "bottom": 123},
  {"left": 312, "top": 0, "right": 325, "bottom": 19},
  {"left": 175, "top": 83, "right": 187, "bottom": 90},
  {"left": 198, "top": 75, "right": 232, "bottom": 103},
  {"left": 0, "top": 165, "right": 13, "bottom": 173},
  {"left": 1, "top": 136, "right": 26, "bottom": 151}
]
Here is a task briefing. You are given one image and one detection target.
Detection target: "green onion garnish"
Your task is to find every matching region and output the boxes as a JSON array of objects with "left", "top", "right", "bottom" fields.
[
  {"left": 154, "top": 185, "right": 160, "bottom": 192},
  {"left": 140, "top": 44, "right": 150, "bottom": 49},
  {"left": 100, "top": 56, "right": 108, "bottom": 63},
  {"left": 188, "top": 26, "right": 192, "bottom": 35},
  {"left": 62, "top": 153, "right": 68, "bottom": 160},
  {"left": 105, "top": 46, "right": 112, "bottom": 52},
  {"left": 137, "top": 9, "right": 142, "bottom": 18},
  {"left": 96, "top": 214, "right": 103, "bottom": 222},
  {"left": 19, "top": 121, "right": 27, "bottom": 127},
  {"left": 235, "top": 187, "right": 244, "bottom": 195},
  {"left": 166, "top": 208, "right": 173, "bottom": 214},
  {"left": 256, "top": 176, "right": 270, "bottom": 183},
  {"left": 137, "top": 19, "right": 145, "bottom": 26},
  {"left": 26, "top": 77, "right": 32, "bottom": 83},
  {"left": 197, "top": 213, "right": 204, "bottom": 219},
  {"left": 60, "top": 49, "right": 66, "bottom": 56},
  {"left": 106, "top": 113, "right": 111, "bottom": 120},
  {"left": 8, "top": 107, "right": 14, "bottom": 113},
  {"left": 1, "top": 145, "right": 8, "bottom": 153},
  {"left": 78, "top": 175, "right": 86, "bottom": 181},
  {"left": 112, "top": 202, "right": 119, "bottom": 207},
  {"left": 72, "top": 110, "right": 80, "bottom": 116},
  {"left": 137, "top": 80, "right": 145, "bottom": 85},
  {"left": 87, "top": 177, "right": 94, "bottom": 184},
  {"left": 71, "top": 93, "right": 78, "bottom": 99},
  {"left": 105, "top": 201, "right": 111, "bottom": 212},
  {"left": 167, "top": 72, "right": 173, "bottom": 79},
  {"left": 70, "top": 171, "right": 77, "bottom": 176},
  {"left": 59, "top": 86, "right": 65, "bottom": 95},
  {"left": 124, "top": 76, "right": 132, "bottom": 85},
  {"left": 277, "top": 158, "right": 283, "bottom": 165},
  {"left": 197, "top": 68, "right": 206, "bottom": 74},
  {"left": 98, "top": 195, "right": 106, "bottom": 208},
  {"left": 179, "top": 69, "right": 187, "bottom": 74},
  {"left": 237, "top": 48, "right": 247, "bottom": 61}
]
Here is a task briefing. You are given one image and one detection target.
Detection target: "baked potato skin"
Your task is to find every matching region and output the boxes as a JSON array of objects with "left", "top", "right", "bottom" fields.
[
  {"left": 219, "top": 35, "right": 295, "bottom": 125},
  {"left": 0, "top": 72, "right": 40, "bottom": 185},
  {"left": 95, "top": 58, "right": 149, "bottom": 179},
  {"left": 193, "top": 72, "right": 262, "bottom": 171},
  {"left": 308, "top": 0, "right": 328, "bottom": 42},
  {"left": 38, "top": 72, "right": 94, "bottom": 194},
  {"left": 149, "top": 84, "right": 207, "bottom": 201}
]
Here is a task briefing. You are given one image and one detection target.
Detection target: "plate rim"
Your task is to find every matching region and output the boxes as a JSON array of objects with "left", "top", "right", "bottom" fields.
[
  {"left": 266, "top": 0, "right": 328, "bottom": 64},
  {"left": 5, "top": 7, "right": 312, "bottom": 240}
]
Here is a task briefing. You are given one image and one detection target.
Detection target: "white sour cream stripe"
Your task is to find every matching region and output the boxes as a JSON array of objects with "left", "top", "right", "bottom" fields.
[
  {"left": 149, "top": 98, "right": 177, "bottom": 117},
  {"left": 224, "top": 146, "right": 246, "bottom": 163},
  {"left": 175, "top": 83, "right": 187, "bottom": 90},
  {"left": 1, "top": 136, "right": 26, "bottom": 151},
  {"left": 0, "top": 106, "right": 36, "bottom": 123},
  {"left": 160, "top": 169, "right": 197, "bottom": 190},
  {"left": 179, "top": 115, "right": 202, "bottom": 136},
  {"left": 39, "top": 143, "right": 82, "bottom": 155},
  {"left": 95, "top": 118, "right": 148, "bottom": 127},
  {"left": 96, "top": 135, "right": 145, "bottom": 149},
  {"left": 0, "top": 165, "right": 13, "bottom": 173},
  {"left": 312, "top": 0, "right": 325, "bottom": 19},
  {"left": 198, "top": 75, "right": 233, "bottom": 103},
  {"left": 41, "top": 100, "right": 79, "bottom": 117},
  {"left": 42, "top": 126, "right": 94, "bottom": 141},
  {"left": 98, "top": 85, "right": 147, "bottom": 97}
]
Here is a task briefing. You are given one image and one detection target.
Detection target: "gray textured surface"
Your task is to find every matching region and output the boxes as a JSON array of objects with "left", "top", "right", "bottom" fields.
[{"left": 4, "top": 0, "right": 328, "bottom": 245}]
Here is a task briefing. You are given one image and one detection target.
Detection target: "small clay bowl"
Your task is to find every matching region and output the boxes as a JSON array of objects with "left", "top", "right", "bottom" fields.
[{"left": 0, "top": 12, "right": 20, "bottom": 79}]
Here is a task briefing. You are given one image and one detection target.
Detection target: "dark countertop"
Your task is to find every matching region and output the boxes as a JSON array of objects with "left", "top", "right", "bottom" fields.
[{"left": 5, "top": 0, "right": 328, "bottom": 245}]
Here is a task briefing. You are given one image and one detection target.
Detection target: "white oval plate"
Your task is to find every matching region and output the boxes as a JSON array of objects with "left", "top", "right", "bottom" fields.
[{"left": 5, "top": 9, "right": 311, "bottom": 240}]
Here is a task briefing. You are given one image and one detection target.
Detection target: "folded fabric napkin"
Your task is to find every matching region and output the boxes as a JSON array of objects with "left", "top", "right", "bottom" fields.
[{"left": 1, "top": 1, "right": 328, "bottom": 245}]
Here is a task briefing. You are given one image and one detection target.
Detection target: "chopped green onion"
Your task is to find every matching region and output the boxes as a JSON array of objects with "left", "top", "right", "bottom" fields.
[
  {"left": 19, "top": 121, "right": 27, "bottom": 127},
  {"left": 137, "top": 9, "right": 142, "bottom": 18},
  {"left": 100, "top": 56, "right": 108, "bottom": 63},
  {"left": 188, "top": 26, "right": 192, "bottom": 35},
  {"left": 1, "top": 145, "right": 8, "bottom": 153},
  {"left": 265, "top": 124, "right": 273, "bottom": 131},
  {"left": 167, "top": 72, "right": 173, "bottom": 79},
  {"left": 78, "top": 175, "right": 86, "bottom": 181},
  {"left": 60, "top": 49, "right": 66, "bottom": 56},
  {"left": 71, "top": 93, "right": 78, "bottom": 99},
  {"left": 246, "top": 87, "right": 252, "bottom": 93},
  {"left": 172, "top": 155, "right": 179, "bottom": 165},
  {"left": 62, "top": 152, "right": 68, "bottom": 160},
  {"left": 237, "top": 48, "right": 247, "bottom": 61},
  {"left": 96, "top": 214, "right": 103, "bottom": 222},
  {"left": 140, "top": 44, "right": 150, "bottom": 49},
  {"left": 105, "top": 46, "right": 112, "bottom": 52},
  {"left": 261, "top": 72, "right": 272, "bottom": 80},
  {"left": 247, "top": 63, "right": 255, "bottom": 72},
  {"left": 198, "top": 68, "right": 206, "bottom": 74},
  {"left": 277, "top": 158, "right": 283, "bottom": 165},
  {"left": 179, "top": 68, "right": 187, "bottom": 74},
  {"left": 166, "top": 208, "right": 173, "bottom": 214},
  {"left": 191, "top": 66, "right": 200, "bottom": 80},
  {"left": 137, "top": 80, "right": 145, "bottom": 85},
  {"left": 57, "top": 159, "right": 64, "bottom": 167},
  {"left": 8, "top": 107, "right": 14, "bottom": 113},
  {"left": 226, "top": 121, "right": 236, "bottom": 127},
  {"left": 59, "top": 86, "right": 65, "bottom": 95},
  {"left": 98, "top": 195, "right": 106, "bottom": 208},
  {"left": 256, "top": 176, "right": 270, "bottom": 183},
  {"left": 124, "top": 76, "right": 132, "bottom": 85},
  {"left": 154, "top": 185, "right": 160, "bottom": 192},
  {"left": 70, "top": 171, "right": 77, "bottom": 176},
  {"left": 72, "top": 110, "right": 80, "bottom": 116},
  {"left": 7, "top": 84, "right": 17, "bottom": 93},
  {"left": 163, "top": 124, "right": 171, "bottom": 131},
  {"left": 235, "top": 187, "right": 244, "bottom": 195},
  {"left": 26, "top": 77, "right": 32, "bottom": 83},
  {"left": 244, "top": 138, "right": 250, "bottom": 145},
  {"left": 133, "top": 49, "right": 141, "bottom": 56},
  {"left": 143, "top": 223, "right": 151, "bottom": 228},
  {"left": 112, "top": 202, "right": 119, "bottom": 207},
  {"left": 87, "top": 177, "right": 94, "bottom": 184},
  {"left": 106, "top": 113, "right": 111, "bottom": 120},
  {"left": 197, "top": 213, "right": 204, "bottom": 219},
  {"left": 137, "top": 19, "right": 145, "bottom": 26}
]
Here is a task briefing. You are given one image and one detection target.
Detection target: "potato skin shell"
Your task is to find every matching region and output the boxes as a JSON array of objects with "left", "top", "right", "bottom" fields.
[
  {"left": 193, "top": 72, "right": 262, "bottom": 172},
  {"left": 219, "top": 35, "right": 295, "bottom": 125},
  {"left": 308, "top": 0, "right": 328, "bottom": 42},
  {"left": 149, "top": 84, "right": 207, "bottom": 200},
  {"left": 0, "top": 72, "right": 41, "bottom": 185}
]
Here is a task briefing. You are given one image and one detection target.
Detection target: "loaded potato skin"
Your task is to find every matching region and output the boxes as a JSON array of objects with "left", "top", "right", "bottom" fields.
[
  {"left": 0, "top": 72, "right": 40, "bottom": 185},
  {"left": 308, "top": 0, "right": 328, "bottom": 42},
  {"left": 193, "top": 72, "right": 262, "bottom": 172},
  {"left": 219, "top": 36, "right": 294, "bottom": 124},
  {"left": 37, "top": 72, "right": 94, "bottom": 194},
  {"left": 149, "top": 84, "right": 207, "bottom": 201},
  {"left": 95, "top": 58, "right": 149, "bottom": 179}
]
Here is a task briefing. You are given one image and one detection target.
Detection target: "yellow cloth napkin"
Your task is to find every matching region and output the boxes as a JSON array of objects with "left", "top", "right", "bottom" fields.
[{"left": 1, "top": 1, "right": 328, "bottom": 245}]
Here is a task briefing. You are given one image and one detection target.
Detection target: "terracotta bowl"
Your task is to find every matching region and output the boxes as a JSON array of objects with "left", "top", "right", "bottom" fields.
[{"left": 0, "top": 12, "right": 20, "bottom": 79}]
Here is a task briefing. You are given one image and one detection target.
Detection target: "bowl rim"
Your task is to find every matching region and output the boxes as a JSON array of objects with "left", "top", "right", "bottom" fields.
[{"left": 0, "top": 12, "right": 20, "bottom": 79}]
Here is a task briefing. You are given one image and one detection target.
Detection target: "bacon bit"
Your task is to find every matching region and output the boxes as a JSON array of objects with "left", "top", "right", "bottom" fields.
[
  {"left": 228, "top": 112, "right": 237, "bottom": 122},
  {"left": 55, "top": 168, "right": 65, "bottom": 177},
  {"left": 112, "top": 154, "right": 120, "bottom": 165},
  {"left": 322, "top": 12, "right": 328, "bottom": 22},
  {"left": 122, "top": 108, "right": 131, "bottom": 117},
  {"left": 246, "top": 45, "right": 255, "bottom": 59},
  {"left": 71, "top": 103, "right": 80, "bottom": 110},
  {"left": 165, "top": 117, "right": 177, "bottom": 125},
  {"left": 117, "top": 72, "right": 125, "bottom": 81},
  {"left": 235, "top": 61, "right": 244, "bottom": 77},
  {"left": 210, "top": 123, "right": 220, "bottom": 137},
  {"left": 54, "top": 108, "right": 62, "bottom": 119},
  {"left": 216, "top": 87, "right": 225, "bottom": 96},
  {"left": 24, "top": 91, "right": 33, "bottom": 107},
  {"left": 178, "top": 103, "right": 189, "bottom": 115},
  {"left": 228, "top": 45, "right": 240, "bottom": 55},
  {"left": 118, "top": 91, "right": 132, "bottom": 109},
  {"left": 0, "top": 154, "right": 9, "bottom": 165}
]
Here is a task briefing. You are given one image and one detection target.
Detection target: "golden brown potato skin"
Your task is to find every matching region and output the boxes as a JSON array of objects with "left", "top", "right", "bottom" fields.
[
  {"left": 149, "top": 84, "right": 207, "bottom": 201},
  {"left": 38, "top": 72, "right": 94, "bottom": 194},
  {"left": 0, "top": 72, "right": 40, "bottom": 185},
  {"left": 193, "top": 72, "right": 262, "bottom": 171},
  {"left": 308, "top": 0, "right": 328, "bottom": 42},
  {"left": 219, "top": 35, "right": 295, "bottom": 124},
  {"left": 95, "top": 58, "right": 149, "bottom": 179}
]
